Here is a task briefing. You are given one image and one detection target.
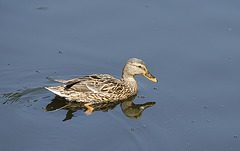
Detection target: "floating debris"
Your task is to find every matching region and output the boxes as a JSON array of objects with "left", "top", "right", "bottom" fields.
[
  {"left": 36, "top": 70, "right": 39, "bottom": 73},
  {"left": 36, "top": 7, "right": 48, "bottom": 10},
  {"left": 42, "top": 96, "right": 50, "bottom": 99},
  {"left": 204, "top": 106, "right": 208, "bottom": 109},
  {"left": 46, "top": 76, "right": 52, "bottom": 79},
  {"left": 234, "top": 135, "right": 238, "bottom": 138},
  {"left": 105, "top": 60, "right": 111, "bottom": 64},
  {"left": 140, "top": 96, "right": 145, "bottom": 98},
  {"left": 58, "top": 50, "right": 63, "bottom": 54},
  {"left": 131, "top": 128, "right": 135, "bottom": 131},
  {"left": 191, "top": 120, "right": 195, "bottom": 123},
  {"left": 153, "top": 87, "right": 157, "bottom": 90}
]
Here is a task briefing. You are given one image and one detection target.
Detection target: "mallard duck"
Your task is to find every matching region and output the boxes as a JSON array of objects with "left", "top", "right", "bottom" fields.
[{"left": 45, "top": 58, "right": 157, "bottom": 115}]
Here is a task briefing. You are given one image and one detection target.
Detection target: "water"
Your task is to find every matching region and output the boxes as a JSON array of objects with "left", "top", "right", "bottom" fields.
[{"left": 1, "top": 0, "right": 240, "bottom": 151}]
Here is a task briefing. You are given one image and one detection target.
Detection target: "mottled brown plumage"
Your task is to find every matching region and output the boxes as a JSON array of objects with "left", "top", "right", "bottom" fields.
[{"left": 45, "top": 58, "right": 157, "bottom": 115}]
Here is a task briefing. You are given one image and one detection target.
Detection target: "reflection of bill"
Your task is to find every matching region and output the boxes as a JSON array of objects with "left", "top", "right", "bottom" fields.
[{"left": 45, "top": 95, "right": 155, "bottom": 121}]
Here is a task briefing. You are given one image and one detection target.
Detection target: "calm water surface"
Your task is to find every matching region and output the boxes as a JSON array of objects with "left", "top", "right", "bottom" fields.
[{"left": 1, "top": 0, "right": 240, "bottom": 151}]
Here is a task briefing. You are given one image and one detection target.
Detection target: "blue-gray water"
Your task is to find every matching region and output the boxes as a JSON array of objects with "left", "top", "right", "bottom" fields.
[{"left": 1, "top": 0, "right": 240, "bottom": 151}]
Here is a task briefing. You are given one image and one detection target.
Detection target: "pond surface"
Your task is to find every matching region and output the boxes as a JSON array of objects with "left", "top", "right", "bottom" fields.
[{"left": 1, "top": 0, "right": 240, "bottom": 151}]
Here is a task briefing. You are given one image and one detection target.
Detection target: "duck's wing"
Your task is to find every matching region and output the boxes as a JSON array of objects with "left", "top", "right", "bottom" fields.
[{"left": 63, "top": 74, "right": 122, "bottom": 94}]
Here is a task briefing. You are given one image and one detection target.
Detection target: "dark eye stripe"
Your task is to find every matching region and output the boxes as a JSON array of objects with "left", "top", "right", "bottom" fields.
[{"left": 135, "top": 65, "right": 146, "bottom": 71}]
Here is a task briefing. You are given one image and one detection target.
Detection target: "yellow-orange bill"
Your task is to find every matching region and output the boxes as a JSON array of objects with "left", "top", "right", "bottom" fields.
[{"left": 142, "top": 71, "right": 158, "bottom": 82}]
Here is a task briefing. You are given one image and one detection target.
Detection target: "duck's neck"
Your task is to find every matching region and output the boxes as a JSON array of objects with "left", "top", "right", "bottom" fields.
[{"left": 121, "top": 72, "right": 138, "bottom": 94}]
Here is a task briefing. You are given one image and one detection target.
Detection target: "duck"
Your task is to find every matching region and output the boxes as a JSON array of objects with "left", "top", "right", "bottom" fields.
[{"left": 45, "top": 58, "right": 157, "bottom": 115}]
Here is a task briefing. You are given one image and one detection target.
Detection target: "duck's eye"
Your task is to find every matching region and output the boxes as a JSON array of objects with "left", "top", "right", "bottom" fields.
[{"left": 138, "top": 66, "right": 142, "bottom": 68}]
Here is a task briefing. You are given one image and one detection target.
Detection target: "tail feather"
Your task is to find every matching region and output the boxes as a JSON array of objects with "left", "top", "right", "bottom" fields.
[
  {"left": 45, "top": 86, "right": 69, "bottom": 98},
  {"left": 54, "top": 79, "right": 68, "bottom": 83}
]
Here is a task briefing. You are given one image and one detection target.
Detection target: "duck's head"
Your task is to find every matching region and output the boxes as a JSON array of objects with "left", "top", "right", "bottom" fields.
[{"left": 122, "top": 58, "right": 158, "bottom": 82}]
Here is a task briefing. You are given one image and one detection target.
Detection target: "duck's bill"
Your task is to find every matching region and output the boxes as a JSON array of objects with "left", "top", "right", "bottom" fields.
[{"left": 142, "top": 71, "right": 158, "bottom": 82}]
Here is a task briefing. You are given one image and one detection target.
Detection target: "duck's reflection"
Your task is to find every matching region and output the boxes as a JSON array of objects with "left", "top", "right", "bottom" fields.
[
  {"left": 1, "top": 88, "right": 156, "bottom": 121},
  {"left": 120, "top": 96, "right": 156, "bottom": 119},
  {"left": 45, "top": 95, "right": 155, "bottom": 121}
]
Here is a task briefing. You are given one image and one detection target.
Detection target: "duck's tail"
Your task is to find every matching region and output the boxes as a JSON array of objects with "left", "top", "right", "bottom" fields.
[
  {"left": 54, "top": 79, "right": 67, "bottom": 83},
  {"left": 45, "top": 86, "right": 69, "bottom": 98}
]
